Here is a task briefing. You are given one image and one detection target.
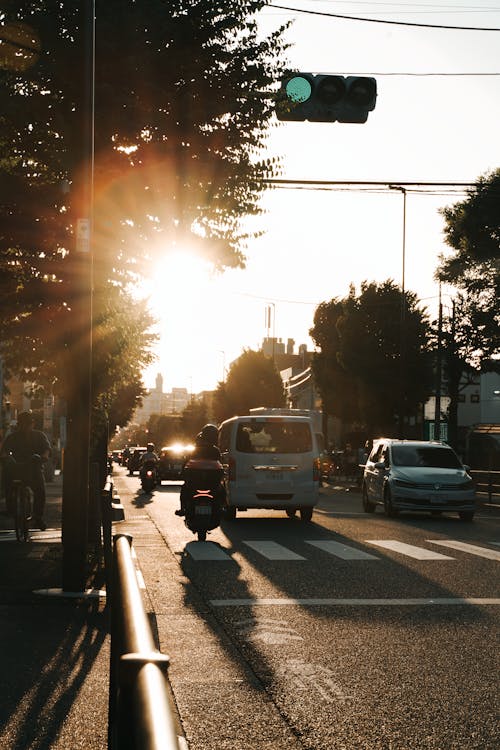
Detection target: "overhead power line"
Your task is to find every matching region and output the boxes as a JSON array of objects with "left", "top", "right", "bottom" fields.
[{"left": 269, "top": 3, "right": 500, "bottom": 31}]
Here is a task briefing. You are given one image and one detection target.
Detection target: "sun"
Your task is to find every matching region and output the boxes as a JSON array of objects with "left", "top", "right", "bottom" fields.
[{"left": 147, "top": 251, "right": 212, "bottom": 325}]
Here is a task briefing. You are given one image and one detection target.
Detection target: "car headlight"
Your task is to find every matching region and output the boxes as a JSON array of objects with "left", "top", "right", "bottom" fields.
[{"left": 458, "top": 479, "right": 475, "bottom": 490}]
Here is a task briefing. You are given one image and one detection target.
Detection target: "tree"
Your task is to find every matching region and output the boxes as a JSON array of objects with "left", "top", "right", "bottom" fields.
[
  {"left": 310, "top": 281, "right": 433, "bottom": 437},
  {"left": 0, "top": 1, "right": 290, "bottom": 425},
  {"left": 437, "top": 169, "right": 500, "bottom": 368},
  {"left": 180, "top": 398, "right": 210, "bottom": 439},
  {"left": 213, "top": 349, "right": 285, "bottom": 422}
]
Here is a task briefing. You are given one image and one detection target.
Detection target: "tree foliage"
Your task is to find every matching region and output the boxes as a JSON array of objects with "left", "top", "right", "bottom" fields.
[
  {"left": 213, "top": 349, "right": 285, "bottom": 422},
  {"left": 310, "top": 281, "right": 433, "bottom": 436},
  {"left": 437, "top": 169, "right": 500, "bottom": 368},
  {"left": 0, "top": 2, "right": 290, "bottom": 421}
]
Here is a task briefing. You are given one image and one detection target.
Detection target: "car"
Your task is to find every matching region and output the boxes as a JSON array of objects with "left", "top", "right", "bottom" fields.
[
  {"left": 158, "top": 443, "right": 194, "bottom": 481},
  {"left": 127, "top": 447, "right": 147, "bottom": 475},
  {"left": 362, "top": 438, "right": 476, "bottom": 521}
]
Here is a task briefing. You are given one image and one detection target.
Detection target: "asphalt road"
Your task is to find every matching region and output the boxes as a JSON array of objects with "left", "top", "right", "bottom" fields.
[{"left": 115, "top": 467, "right": 500, "bottom": 750}]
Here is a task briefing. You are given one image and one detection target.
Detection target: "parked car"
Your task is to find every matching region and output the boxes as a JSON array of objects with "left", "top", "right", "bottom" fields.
[
  {"left": 127, "top": 447, "right": 147, "bottom": 475},
  {"left": 158, "top": 443, "right": 194, "bottom": 481},
  {"left": 362, "top": 438, "right": 476, "bottom": 521}
]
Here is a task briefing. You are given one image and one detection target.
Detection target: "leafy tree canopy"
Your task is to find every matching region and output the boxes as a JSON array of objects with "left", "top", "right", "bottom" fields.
[
  {"left": 213, "top": 348, "right": 285, "bottom": 422},
  {"left": 0, "top": 1, "right": 290, "bottom": 419},
  {"left": 310, "top": 281, "right": 433, "bottom": 436},
  {"left": 437, "top": 168, "right": 500, "bottom": 366}
]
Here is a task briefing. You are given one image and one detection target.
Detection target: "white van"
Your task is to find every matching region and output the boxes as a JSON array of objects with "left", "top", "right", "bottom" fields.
[{"left": 218, "top": 409, "right": 321, "bottom": 521}]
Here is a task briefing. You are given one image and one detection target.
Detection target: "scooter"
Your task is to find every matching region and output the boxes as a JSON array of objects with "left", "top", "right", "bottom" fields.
[
  {"left": 182, "top": 458, "right": 225, "bottom": 541},
  {"left": 140, "top": 461, "right": 158, "bottom": 493}
]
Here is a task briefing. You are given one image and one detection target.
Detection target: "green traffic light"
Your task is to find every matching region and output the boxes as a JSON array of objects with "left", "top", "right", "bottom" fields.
[{"left": 285, "top": 76, "right": 312, "bottom": 103}]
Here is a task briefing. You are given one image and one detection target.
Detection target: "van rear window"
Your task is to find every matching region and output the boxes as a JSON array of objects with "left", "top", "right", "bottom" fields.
[{"left": 236, "top": 421, "right": 312, "bottom": 454}]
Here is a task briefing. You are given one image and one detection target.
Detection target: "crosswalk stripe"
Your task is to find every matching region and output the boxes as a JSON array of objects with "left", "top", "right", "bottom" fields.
[
  {"left": 244, "top": 541, "right": 305, "bottom": 560},
  {"left": 185, "top": 541, "right": 232, "bottom": 560},
  {"left": 306, "top": 540, "right": 378, "bottom": 560},
  {"left": 427, "top": 539, "right": 500, "bottom": 561},
  {"left": 366, "top": 540, "right": 454, "bottom": 560}
]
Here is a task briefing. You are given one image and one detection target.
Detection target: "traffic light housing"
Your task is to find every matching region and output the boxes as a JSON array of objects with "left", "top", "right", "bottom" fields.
[{"left": 276, "top": 74, "right": 377, "bottom": 123}]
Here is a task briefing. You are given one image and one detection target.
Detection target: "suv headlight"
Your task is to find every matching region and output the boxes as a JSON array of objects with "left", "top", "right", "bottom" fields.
[{"left": 393, "top": 479, "right": 416, "bottom": 488}]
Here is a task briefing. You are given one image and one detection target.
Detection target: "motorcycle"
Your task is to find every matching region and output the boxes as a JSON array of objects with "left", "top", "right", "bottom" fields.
[
  {"left": 181, "top": 458, "right": 225, "bottom": 541},
  {"left": 140, "top": 460, "right": 158, "bottom": 493}
]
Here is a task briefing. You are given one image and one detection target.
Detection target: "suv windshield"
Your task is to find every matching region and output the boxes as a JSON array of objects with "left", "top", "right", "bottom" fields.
[
  {"left": 236, "top": 421, "right": 312, "bottom": 454},
  {"left": 392, "top": 445, "right": 462, "bottom": 469}
]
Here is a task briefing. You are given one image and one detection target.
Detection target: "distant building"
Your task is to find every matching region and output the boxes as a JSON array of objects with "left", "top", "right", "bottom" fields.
[{"left": 133, "top": 374, "right": 190, "bottom": 423}]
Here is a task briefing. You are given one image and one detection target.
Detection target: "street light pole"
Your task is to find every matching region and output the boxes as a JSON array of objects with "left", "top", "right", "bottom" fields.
[{"left": 390, "top": 185, "right": 407, "bottom": 438}]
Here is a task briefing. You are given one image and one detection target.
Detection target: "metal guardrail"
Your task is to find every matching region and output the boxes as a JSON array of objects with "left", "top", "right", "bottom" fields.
[
  {"left": 108, "top": 533, "right": 181, "bottom": 750},
  {"left": 470, "top": 470, "right": 500, "bottom": 503}
]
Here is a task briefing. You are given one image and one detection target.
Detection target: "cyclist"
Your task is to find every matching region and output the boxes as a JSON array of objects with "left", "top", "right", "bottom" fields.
[{"left": 1, "top": 411, "right": 51, "bottom": 530}]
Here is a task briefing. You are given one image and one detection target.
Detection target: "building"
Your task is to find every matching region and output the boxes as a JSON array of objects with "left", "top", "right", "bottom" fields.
[{"left": 133, "top": 374, "right": 190, "bottom": 423}]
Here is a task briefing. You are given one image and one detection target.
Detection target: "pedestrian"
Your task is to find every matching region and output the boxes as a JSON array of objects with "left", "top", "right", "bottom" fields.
[{"left": 1, "top": 411, "right": 51, "bottom": 530}]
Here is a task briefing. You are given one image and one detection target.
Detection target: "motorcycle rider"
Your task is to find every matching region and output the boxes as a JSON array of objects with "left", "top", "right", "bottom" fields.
[
  {"left": 139, "top": 442, "right": 159, "bottom": 475},
  {"left": 175, "top": 424, "right": 225, "bottom": 516},
  {"left": 1, "top": 411, "right": 51, "bottom": 530}
]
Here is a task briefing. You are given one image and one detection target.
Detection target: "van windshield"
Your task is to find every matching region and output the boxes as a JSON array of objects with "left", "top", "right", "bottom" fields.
[{"left": 236, "top": 421, "right": 312, "bottom": 454}]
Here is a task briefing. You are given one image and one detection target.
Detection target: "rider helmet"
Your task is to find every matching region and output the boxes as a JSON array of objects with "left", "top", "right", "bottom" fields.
[
  {"left": 17, "top": 410, "right": 34, "bottom": 429},
  {"left": 197, "top": 424, "right": 218, "bottom": 445},
  {"left": 146, "top": 442, "right": 155, "bottom": 453}
]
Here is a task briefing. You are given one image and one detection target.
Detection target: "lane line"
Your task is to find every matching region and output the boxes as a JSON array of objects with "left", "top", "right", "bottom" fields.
[
  {"left": 427, "top": 539, "right": 500, "bottom": 561},
  {"left": 306, "top": 540, "right": 378, "bottom": 560},
  {"left": 244, "top": 541, "right": 305, "bottom": 560},
  {"left": 366, "top": 540, "right": 454, "bottom": 560},
  {"left": 210, "top": 597, "right": 500, "bottom": 607}
]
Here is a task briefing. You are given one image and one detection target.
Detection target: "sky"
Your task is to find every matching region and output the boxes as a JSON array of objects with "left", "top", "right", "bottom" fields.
[{"left": 141, "top": 1, "right": 500, "bottom": 395}]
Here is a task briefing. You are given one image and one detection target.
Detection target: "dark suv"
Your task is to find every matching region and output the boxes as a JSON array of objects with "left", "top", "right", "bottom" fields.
[
  {"left": 158, "top": 444, "right": 194, "bottom": 481},
  {"left": 127, "top": 447, "right": 147, "bottom": 475}
]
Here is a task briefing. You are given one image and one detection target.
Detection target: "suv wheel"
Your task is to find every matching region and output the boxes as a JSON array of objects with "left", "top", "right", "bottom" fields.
[
  {"left": 362, "top": 484, "right": 376, "bottom": 513},
  {"left": 384, "top": 487, "right": 398, "bottom": 518}
]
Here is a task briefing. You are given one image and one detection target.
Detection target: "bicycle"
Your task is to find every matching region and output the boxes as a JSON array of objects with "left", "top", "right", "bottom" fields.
[{"left": 11, "top": 478, "right": 33, "bottom": 542}]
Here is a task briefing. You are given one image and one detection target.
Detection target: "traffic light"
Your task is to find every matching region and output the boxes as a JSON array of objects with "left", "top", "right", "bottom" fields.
[{"left": 276, "top": 74, "right": 377, "bottom": 123}]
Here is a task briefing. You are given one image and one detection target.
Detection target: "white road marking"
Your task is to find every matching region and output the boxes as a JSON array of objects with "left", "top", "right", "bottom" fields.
[
  {"left": 427, "top": 539, "right": 500, "bottom": 561},
  {"left": 244, "top": 540, "right": 305, "bottom": 560},
  {"left": 235, "top": 617, "right": 304, "bottom": 645},
  {"left": 185, "top": 541, "right": 232, "bottom": 560},
  {"left": 210, "top": 597, "right": 500, "bottom": 607},
  {"left": 278, "top": 659, "right": 353, "bottom": 703},
  {"left": 366, "top": 540, "right": 454, "bottom": 560},
  {"left": 307, "top": 540, "right": 378, "bottom": 560}
]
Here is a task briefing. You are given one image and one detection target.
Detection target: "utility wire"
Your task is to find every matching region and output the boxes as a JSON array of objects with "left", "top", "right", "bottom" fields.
[{"left": 269, "top": 3, "right": 500, "bottom": 30}]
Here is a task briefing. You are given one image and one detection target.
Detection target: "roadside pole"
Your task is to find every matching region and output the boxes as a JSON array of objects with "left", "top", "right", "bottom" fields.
[{"left": 61, "top": 1, "right": 94, "bottom": 592}]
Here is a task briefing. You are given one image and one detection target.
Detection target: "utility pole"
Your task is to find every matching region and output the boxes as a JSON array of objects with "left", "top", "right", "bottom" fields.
[
  {"left": 434, "top": 285, "right": 443, "bottom": 441},
  {"left": 389, "top": 185, "right": 407, "bottom": 438},
  {"left": 61, "top": 1, "right": 94, "bottom": 592}
]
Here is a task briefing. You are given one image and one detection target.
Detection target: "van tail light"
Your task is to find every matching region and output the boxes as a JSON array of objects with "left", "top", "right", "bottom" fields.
[
  {"left": 226, "top": 456, "right": 236, "bottom": 481},
  {"left": 313, "top": 458, "right": 320, "bottom": 482}
]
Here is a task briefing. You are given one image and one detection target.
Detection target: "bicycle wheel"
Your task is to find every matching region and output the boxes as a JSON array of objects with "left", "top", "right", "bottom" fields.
[
  {"left": 14, "top": 485, "right": 31, "bottom": 542},
  {"left": 13, "top": 484, "right": 24, "bottom": 541}
]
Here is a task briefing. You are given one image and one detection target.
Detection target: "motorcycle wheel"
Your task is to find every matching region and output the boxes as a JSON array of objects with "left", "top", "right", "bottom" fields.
[{"left": 198, "top": 529, "right": 207, "bottom": 542}]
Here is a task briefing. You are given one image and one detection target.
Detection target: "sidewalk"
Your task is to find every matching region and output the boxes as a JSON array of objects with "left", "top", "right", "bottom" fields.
[{"left": 0, "top": 474, "right": 110, "bottom": 750}]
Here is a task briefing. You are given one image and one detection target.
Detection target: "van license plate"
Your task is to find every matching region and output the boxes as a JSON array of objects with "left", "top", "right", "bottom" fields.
[
  {"left": 195, "top": 505, "right": 211, "bottom": 515},
  {"left": 267, "top": 471, "right": 283, "bottom": 481}
]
